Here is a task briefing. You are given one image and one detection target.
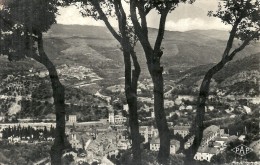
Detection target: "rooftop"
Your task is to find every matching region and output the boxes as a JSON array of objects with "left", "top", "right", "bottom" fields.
[
  {"left": 150, "top": 137, "right": 160, "bottom": 144},
  {"left": 204, "top": 125, "right": 219, "bottom": 134},
  {"left": 170, "top": 139, "right": 180, "bottom": 146},
  {"left": 202, "top": 125, "right": 219, "bottom": 140},
  {"left": 173, "top": 125, "right": 190, "bottom": 131},
  {"left": 197, "top": 146, "right": 219, "bottom": 154},
  {"left": 215, "top": 137, "right": 228, "bottom": 142},
  {"left": 213, "top": 142, "right": 222, "bottom": 147}
]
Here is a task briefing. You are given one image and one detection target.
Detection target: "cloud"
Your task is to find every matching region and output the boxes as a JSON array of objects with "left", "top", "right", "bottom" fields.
[
  {"left": 56, "top": 1, "right": 230, "bottom": 32},
  {"left": 165, "top": 18, "right": 231, "bottom": 31},
  {"left": 57, "top": 6, "right": 120, "bottom": 27},
  {"left": 56, "top": 6, "right": 104, "bottom": 26}
]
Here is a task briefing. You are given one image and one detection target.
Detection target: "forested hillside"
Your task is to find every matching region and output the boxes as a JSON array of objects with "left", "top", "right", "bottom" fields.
[{"left": 170, "top": 53, "right": 260, "bottom": 96}]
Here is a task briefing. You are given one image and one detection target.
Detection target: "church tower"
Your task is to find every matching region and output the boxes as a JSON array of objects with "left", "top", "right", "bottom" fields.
[
  {"left": 109, "top": 111, "right": 115, "bottom": 124},
  {"left": 151, "top": 108, "right": 155, "bottom": 118},
  {"left": 108, "top": 106, "right": 115, "bottom": 124}
]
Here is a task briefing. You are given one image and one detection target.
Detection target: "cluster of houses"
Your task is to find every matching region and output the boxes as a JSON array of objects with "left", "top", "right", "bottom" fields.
[
  {"left": 143, "top": 122, "right": 238, "bottom": 163},
  {"left": 37, "top": 64, "right": 103, "bottom": 85},
  {"left": 0, "top": 102, "right": 245, "bottom": 164},
  {"left": 7, "top": 135, "right": 55, "bottom": 144},
  {"left": 193, "top": 125, "right": 237, "bottom": 162},
  {"left": 65, "top": 114, "right": 130, "bottom": 164},
  {"left": 108, "top": 110, "right": 127, "bottom": 125},
  {"left": 66, "top": 109, "right": 240, "bottom": 163},
  {"left": 150, "top": 137, "right": 180, "bottom": 155},
  {"left": 65, "top": 112, "right": 189, "bottom": 164}
]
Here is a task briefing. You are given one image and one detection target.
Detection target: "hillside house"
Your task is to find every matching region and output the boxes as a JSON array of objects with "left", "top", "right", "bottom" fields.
[
  {"left": 206, "top": 106, "right": 214, "bottom": 112},
  {"left": 68, "top": 115, "right": 77, "bottom": 124},
  {"left": 108, "top": 111, "right": 127, "bottom": 125},
  {"left": 164, "top": 100, "right": 175, "bottom": 108},
  {"left": 186, "top": 105, "right": 193, "bottom": 110},
  {"left": 8, "top": 136, "right": 21, "bottom": 143},
  {"left": 173, "top": 125, "right": 190, "bottom": 138},
  {"left": 123, "top": 104, "right": 129, "bottom": 112},
  {"left": 117, "top": 139, "right": 130, "bottom": 150},
  {"left": 176, "top": 95, "right": 196, "bottom": 102},
  {"left": 194, "top": 146, "right": 219, "bottom": 162},
  {"left": 184, "top": 136, "right": 194, "bottom": 149},
  {"left": 139, "top": 126, "right": 159, "bottom": 143}
]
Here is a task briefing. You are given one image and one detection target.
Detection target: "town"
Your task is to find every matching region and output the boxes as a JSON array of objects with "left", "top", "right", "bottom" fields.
[{"left": 0, "top": 87, "right": 259, "bottom": 165}]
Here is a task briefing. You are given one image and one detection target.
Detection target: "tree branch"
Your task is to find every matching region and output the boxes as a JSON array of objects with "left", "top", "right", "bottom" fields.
[
  {"left": 130, "top": 47, "right": 141, "bottom": 89},
  {"left": 227, "top": 30, "right": 259, "bottom": 61},
  {"left": 154, "top": 9, "right": 168, "bottom": 55},
  {"left": 130, "top": 0, "right": 145, "bottom": 39},
  {"left": 91, "top": 1, "right": 122, "bottom": 43},
  {"left": 130, "top": 0, "right": 153, "bottom": 63},
  {"left": 137, "top": 0, "right": 148, "bottom": 37},
  {"left": 222, "top": 16, "right": 243, "bottom": 59}
]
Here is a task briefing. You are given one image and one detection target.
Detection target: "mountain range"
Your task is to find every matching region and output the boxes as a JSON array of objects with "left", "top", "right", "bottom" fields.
[{"left": 43, "top": 24, "right": 260, "bottom": 77}]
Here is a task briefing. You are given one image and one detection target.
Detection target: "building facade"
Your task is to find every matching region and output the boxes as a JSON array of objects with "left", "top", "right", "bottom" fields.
[
  {"left": 173, "top": 125, "right": 190, "bottom": 138},
  {"left": 150, "top": 138, "right": 180, "bottom": 154}
]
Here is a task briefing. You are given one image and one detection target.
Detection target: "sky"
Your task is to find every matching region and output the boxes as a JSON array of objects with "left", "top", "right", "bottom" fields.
[{"left": 56, "top": 0, "right": 231, "bottom": 32}]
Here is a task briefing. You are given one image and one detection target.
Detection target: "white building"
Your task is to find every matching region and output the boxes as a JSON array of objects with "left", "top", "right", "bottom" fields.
[
  {"left": 173, "top": 125, "right": 190, "bottom": 138},
  {"left": 194, "top": 125, "right": 225, "bottom": 162},
  {"left": 184, "top": 136, "right": 194, "bottom": 149},
  {"left": 68, "top": 115, "right": 77, "bottom": 124},
  {"left": 150, "top": 138, "right": 180, "bottom": 154},
  {"left": 194, "top": 147, "right": 219, "bottom": 162},
  {"left": 151, "top": 110, "right": 155, "bottom": 118},
  {"left": 108, "top": 111, "right": 115, "bottom": 124},
  {"left": 139, "top": 126, "right": 158, "bottom": 143},
  {"left": 108, "top": 111, "right": 127, "bottom": 125},
  {"left": 201, "top": 125, "right": 221, "bottom": 146},
  {"left": 123, "top": 104, "right": 129, "bottom": 112},
  {"left": 114, "top": 115, "right": 127, "bottom": 124}
]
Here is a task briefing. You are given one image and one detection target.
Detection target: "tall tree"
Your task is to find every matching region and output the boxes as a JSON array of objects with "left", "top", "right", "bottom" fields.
[
  {"left": 66, "top": 0, "right": 142, "bottom": 163},
  {"left": 190, "top": 0, "right": 259, "bottom": 161},
  {"left": 129, "top": 0, "right": 194, "bottom": 163},
  {"left": 0, "top": 1, "right": 66, "bottom": 164}
]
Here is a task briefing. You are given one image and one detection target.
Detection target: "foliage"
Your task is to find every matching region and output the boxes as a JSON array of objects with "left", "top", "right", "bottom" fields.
[
  {"left": 119, "top": 149, "right": 185, "bottom": 165},
  {"left": 208, "top": 0, "right": 260, "bottom": 41},
  {"left": 172, "top": 53, "right": 259, "bottom": 95},
  {"left": 0, "top": 141, "right": 52, "bottom": 165},
  {"left": 62, "top": 154, "right": 74, "bottom": 165},
  {"left": 0, "top": 0, "right": 59, "bottom": 60},
  {"left": 2, "top": 125, "right": 55, "bottom": 140}
]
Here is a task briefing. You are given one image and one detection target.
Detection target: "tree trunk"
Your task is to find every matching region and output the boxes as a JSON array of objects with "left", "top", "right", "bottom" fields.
[
  {"left": 127, "top": 93, "right": 142, "bottom": 164},
  {"left": 37, "top": 34, "right": 66, "bottom": 165},
  {"left": 190, "top": 60, "right": 226, "bottom": 159},
  {"left": 49, "top": 72, "right": 65, "bottom": 165},
  {"left": 123, "top": 48, "right": 142, "bottom": 164},
  {"left": 151, "top": 64, "right": 170, "bottom": 164}
]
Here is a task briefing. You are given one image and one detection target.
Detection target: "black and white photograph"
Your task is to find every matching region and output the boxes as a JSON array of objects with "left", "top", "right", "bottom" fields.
[{"left": 0, "top": 0, "right": 259, "bottom": 165}]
